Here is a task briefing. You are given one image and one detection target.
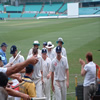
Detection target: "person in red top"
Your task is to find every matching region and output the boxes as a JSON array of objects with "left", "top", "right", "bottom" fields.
[{"left": 96, "top": 64, "right": 100, "bottom": 80}]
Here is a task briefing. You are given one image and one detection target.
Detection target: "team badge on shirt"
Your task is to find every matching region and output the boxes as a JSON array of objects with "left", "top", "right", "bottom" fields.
[{"left": 54, "top": 62, "right": 57, "bottom": 66}]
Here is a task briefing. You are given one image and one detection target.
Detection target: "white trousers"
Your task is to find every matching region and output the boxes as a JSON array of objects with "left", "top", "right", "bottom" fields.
[
  {"left": 33, "top": 79, "right": 43, "bottom": 97},
  {"left": 52, "top": 92, "right": 56, "bottom": 100},
  {"left": 43, "top": 78, "right": 51, "bottom": 100},
  {"left": 54, "top": 80, "right": 67, "bottom": 100}
]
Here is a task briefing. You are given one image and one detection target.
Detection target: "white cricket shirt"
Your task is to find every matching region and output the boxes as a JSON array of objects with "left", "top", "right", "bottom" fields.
[{"left": 50, "top": 56, "right": 69, "bottom": 81}]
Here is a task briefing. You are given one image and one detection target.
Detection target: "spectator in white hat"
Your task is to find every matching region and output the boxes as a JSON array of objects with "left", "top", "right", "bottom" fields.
[
  {"left": 46, "top": 41, "right": 55, "bottom": 61},
  {"left": 27, "top": 40, "right": 41, "bottom": 58}
]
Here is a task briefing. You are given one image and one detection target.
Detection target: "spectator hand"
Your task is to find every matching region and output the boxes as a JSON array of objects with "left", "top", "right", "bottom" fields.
[
  {"left": 28, "top": 56, "right": 38, "bottom": 65},
  {"left": 22, "top": 94, "right": 31, "bottom": 100},
  {"left": 79, "top": 59, "right": 85, "bottom": 66},
  {"left": 5, "top": 63, "right": 13, "bottom": 67}
]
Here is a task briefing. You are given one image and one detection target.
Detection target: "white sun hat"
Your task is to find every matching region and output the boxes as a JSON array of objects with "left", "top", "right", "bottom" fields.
[{"left": 46, "top": 41, "right": 54, "bottom": 49}]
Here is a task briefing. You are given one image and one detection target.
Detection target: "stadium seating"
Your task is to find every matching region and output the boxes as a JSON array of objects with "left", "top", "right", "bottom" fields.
[
  {"left": 22, "top": 13, "right": 35, "bottom": 18},
  {"left": 0, "top": 13, "right": 8, "bottom": 18},
  {"left": 79, "top": 7, "right": 100, "bottom": 15},
  {"left": 96, "top": 11, "right": 100, "bottom": 14},
  {"left": 61, "top": 14, "right": 67, "bottom": 16},
  {"left": 6, "top": 5, "right": 23, "bottom": 11},
  {"left": 0, "top": 3, "right": 100, "bottom": 18},
  {"left": 43, "top": 3, "right": 62, "bottom": 12},
  {"left": 0, "top": 4, "right": 4, "bottom": 11},
  {"left": 36, "top": 13, "right": 48, "bottom": 17},
  {"left": 10, "top": 13, "right": 21, "bottom": 18},
  {"left": 49, "top": 14, "right": 59, "bottom": 16},
  {"left": 25, "top": 5, "right": 42, "bottom": 11},
  {"left": 59, "top": 3, "right": 67, "bottom": 13}
]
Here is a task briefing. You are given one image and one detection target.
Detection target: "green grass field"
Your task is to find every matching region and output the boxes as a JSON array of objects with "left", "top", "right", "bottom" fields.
[{"left": 0, "top": 17, "right": 100, "bottom": 100}]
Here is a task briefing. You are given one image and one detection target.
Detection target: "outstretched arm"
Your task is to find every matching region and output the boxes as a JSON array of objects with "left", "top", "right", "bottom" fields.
[
  {"left": 79, "top": 59, "right": 86, "bottom": 76},
  {"left": 6, "top": 87, "right": 30, "bottom": 100},
  {"left": 6, "top": 56, "right": 38, "bottom": 76}
]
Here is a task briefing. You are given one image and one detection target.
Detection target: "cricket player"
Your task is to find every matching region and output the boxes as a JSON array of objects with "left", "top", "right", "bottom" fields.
[
  {"left": 53, "top": 37, "right": 67, "bottom": 57},
  {"left": 46, "top": 41, "right": 55, "bottom": 60},
  {"left": 42, "top": 48, "right": 51, "bottom": 100},
  {"left": 9, "top": 45, "right": 25, "bottom": 100},
  {"left": 27, "top": 40, "right": 41, "bottom": 57},
  {"left": 9, "top": 45, "right": 25, "bottom": 77},
  {"left": 47, "top": 46, "right": 69, "bottom": 100},
  {"left": 43, "top": 42, "right": 47, "bottom": 48},
  {"left": 27, "top": 47, "right": 43, "bottom": 97},
  {"left": 46, "top": 41, "right": 55, "bottom": 100}
]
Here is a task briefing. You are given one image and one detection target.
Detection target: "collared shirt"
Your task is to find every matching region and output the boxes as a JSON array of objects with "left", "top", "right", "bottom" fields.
[
  {"left": 9, "top": 54, "right": 25, "bottom": 77},
  {"left": 19, "top": 76, "right": 36, "bottom": 100},
  {"left": 83, "top": 61, "right": 96, "bottom": 86},
  {"left": 47, "top": 49, "right": 55, "bottom": 61},
  {"left": 27, "top": 54, "right": 43, "bottom": 80},
  {"left": 50, "top": 56, "right": 69, "bottom": 81},
  {"left": 53, "top": 47, "right": 69, "bottom": 68},
  {"left": 9, "top": 54, "right": 25, "bottom": 65},
  {"left": 0, "top": 49, "right": 7, "bottom": 65},
  {"left": 42, "top": 57, "right": 51, "bottom": 78}
]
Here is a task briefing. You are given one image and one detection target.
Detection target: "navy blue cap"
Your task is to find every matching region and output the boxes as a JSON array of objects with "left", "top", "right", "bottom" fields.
[
  {"left": 42, "top": 48, "right": 47, "bottom": 54},
  {"left": 10, "top": 45, "right": 17, "bottom": 54},
  {"left": 56, "top": 46, "right": 62, "bottom": 53},
  {"left": 43, "top": 42, "right": 47, "bottom": 46},
  {"left": 1, "top": 43, "right": 8, "bottom": 47}
]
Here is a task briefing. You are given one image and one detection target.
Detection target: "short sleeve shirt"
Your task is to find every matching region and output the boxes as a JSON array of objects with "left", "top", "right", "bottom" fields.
[
  {"left": 42, "top": 57, "right": 51, "bottom": 78},
  {"left": 83, "top": 61, "right": 96, "bottom": 86},
  {"left": 50, "top": 56, "right": 69, "bottom": 81}
]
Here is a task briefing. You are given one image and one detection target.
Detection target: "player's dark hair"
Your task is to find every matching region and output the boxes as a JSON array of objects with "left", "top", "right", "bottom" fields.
[
  {"left": 32, "top": 47, "right": 38, "bottom": 55},
  {"left": 26, "top": 64, "right": 33, "bottom": 74},
  {"left": 86, "top": 52, "right": 93, "bottom": 62},
  {"left": 0, "top": 72, "right": 8, "bottom": 87}
]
